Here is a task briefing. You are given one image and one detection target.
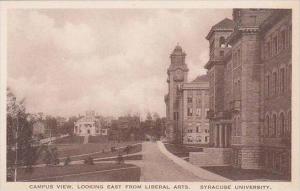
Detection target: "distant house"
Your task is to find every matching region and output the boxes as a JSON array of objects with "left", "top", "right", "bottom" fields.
[{"left": 73, "top": 111, "right": 108, "bottom": 136}]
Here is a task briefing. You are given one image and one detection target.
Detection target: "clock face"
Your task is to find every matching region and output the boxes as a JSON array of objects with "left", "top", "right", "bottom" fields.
[{"left": 174, "top": 69, "right": 184, "bottom": 81}]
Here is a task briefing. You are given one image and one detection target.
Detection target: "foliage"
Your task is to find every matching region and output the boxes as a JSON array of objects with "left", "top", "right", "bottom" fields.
[
  {"left": 6, "top": 88, "right": 38, "bottom": 179},
  {"left": 39, "top": 144, "right": 59, "bottom": 166},
  {"left": 123, "top": 145, "right": 132, "bottom": 155},
  {"left": 116, "top": 154, "right": 124, "bottom": 164},
  {"left": 64, "top": 156, "right": 71, "bottom": 166},
  {"left": 84, "top": 156, "right": 94, "bottom": 165}
]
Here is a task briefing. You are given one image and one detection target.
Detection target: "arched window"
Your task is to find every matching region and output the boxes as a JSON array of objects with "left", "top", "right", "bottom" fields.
[
  {"left": 265, "top": 115, "right": 270, "bottom": 137},
  {"left": 219, "top": 36, "right": 226, "bottom": 48},
  {"left": 232, "top": 117, "right": 236, "bottom": 136},
  {"left": 236, "top": 116, "right": 241, "bottom": 136},
  {"left": 266, "top": 75, "right": 270, "bottom": 97},
  {"left": 273, "top": 114, "right": 277, "bottom": 137},
  {"left": 280, "top": 68, "right": 285, "bottom": 93},
  {"left": 273, "top": 72, "right": 278, "bottom": 96},
  {"left": 279, "top": 112, "right": 285, "bottom": 137}
]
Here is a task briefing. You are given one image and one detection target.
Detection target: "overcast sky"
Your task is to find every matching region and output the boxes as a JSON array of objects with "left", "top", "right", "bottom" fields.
[{"left": 7, "top": 9, "right": 232, "bottom": 118}]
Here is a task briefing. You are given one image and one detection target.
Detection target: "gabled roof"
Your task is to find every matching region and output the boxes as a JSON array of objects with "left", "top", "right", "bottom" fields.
[
  {"left": 206, "top": 18, "right": 234, "bottom": 40},
  {"left": 212, "top": 18, "right": 235, "bottom": 30},
  {"left": 192, "top": 74, "right": 209, "bottom": 82}
]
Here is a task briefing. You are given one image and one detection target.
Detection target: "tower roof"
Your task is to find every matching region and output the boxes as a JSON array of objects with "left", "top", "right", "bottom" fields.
[
  {"left": 171, "top": 43, "right": 186, "bottom": 56},
  {"left": 206, "top": 18, "right": 234, "bottom": 40}
]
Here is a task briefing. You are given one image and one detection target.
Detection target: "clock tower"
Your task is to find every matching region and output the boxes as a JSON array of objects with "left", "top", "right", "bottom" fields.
[{"left": 165, "top": 44, "right": 189, "bottom": 143}]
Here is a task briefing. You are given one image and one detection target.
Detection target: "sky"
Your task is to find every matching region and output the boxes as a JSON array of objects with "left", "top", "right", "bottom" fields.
[{"left": 7, "top": 9, "right": 232, "bottom": 119}]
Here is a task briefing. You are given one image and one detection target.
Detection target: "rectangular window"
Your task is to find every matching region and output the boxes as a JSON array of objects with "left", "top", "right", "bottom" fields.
[
  {"left": 187, "top": 108, "right": 193, "bottom": 116},
  {"left": 187, "top": 97, "right": 193, "bottom": 103},
  {"left": 173, "top": 112, "right": 178, "bottom": 120},
  {"left": 196, "top": 108, "right": 201, "bottom": 117},
  {"left": 204, "top": 108, "right": 209, "bottom": 118}
]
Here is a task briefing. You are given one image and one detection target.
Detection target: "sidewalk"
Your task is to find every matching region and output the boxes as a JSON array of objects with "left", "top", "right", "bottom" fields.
[{"left": 157, "top": 141, "right": 230, "bottom": 181}]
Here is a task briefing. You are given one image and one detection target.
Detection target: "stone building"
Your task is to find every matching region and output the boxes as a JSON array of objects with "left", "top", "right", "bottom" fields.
[
  {"left": 197, "top": 9, "right": 291, "bottom": 176},
  {"left": 165, "top": 45, "right": 210, "bottom": 144}
]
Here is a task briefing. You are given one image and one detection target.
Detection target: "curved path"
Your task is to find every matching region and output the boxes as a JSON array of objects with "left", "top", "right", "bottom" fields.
[{"left": 135, "top": 142, "right": 201, "bottom": 181}]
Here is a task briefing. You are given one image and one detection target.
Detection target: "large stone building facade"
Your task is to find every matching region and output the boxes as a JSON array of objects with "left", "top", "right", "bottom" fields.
[
  {"left": 201, "top": 9, "right": 291, "bottom": 176},
  {"left": 165, "top": 45, "right": 210, "bottom": 144}
]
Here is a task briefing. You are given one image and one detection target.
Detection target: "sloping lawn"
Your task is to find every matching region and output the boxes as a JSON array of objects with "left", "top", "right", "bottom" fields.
[
  {"left": 54, "top": 136, "right": 84, "bottom": 144},
  {"left": 17, "top": 163, "right": 140, "bottom": 182},
  {"left": 35, "top": 142, "right": 142, "bottom": 164},
  {"left": 164, "top": 143, "right": 203, "bottom": 157}
]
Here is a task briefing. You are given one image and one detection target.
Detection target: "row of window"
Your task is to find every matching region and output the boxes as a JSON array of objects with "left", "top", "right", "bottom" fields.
[
  {"left": 186, "top": 128, "right": 209, "bottom": 133},
  {"left": 187, "top": 107, "right": 209, "bottom": 117},
  {"left": 186, "top": 136, "right": 209, "bottom": 143},
  {"left": 263, "top": 111, "right": 291, "bottom": 137},
  {"left": 263, "top": 25, "right": 292, "bottom": 60},
  {"left": 265, "top": 65, "right": 291, "bottom": 98}
]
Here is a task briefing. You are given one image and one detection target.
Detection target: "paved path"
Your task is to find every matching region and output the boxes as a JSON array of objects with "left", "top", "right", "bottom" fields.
[{"left": 135, "top": 142, "right": 202, "bottom": 181}]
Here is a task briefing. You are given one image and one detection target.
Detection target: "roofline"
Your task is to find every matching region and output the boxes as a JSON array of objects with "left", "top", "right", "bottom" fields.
[{"left": 205, "top": 28, "right": 234, "bottom": 40}]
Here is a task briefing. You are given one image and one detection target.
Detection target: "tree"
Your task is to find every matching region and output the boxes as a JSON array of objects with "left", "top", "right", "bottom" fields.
[
  {"left": 152, "top": 112, "right": 160, "bottom": 121},
  {"left": 146, "top": 112, "right": 153, "bottom": 121},
  {"left": 61, "top": 116, "right": 78, "bottom": 136},
  {"left": 7, "top": 88, "right": 37, "bottom": 181}
]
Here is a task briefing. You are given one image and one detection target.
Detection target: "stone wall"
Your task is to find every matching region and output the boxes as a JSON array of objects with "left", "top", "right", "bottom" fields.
[{"left": 189, "top": 148, "right": 232, "bottom": 166}]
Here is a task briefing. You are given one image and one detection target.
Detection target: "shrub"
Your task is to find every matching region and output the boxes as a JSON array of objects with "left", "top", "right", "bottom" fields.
[
  {"left": 124, "top": 145, "right": 132, "bottom": 155},
  {"left": 84, "top": 156, "right": 94, "bottom": 165},
  {"left": 116, "top": 154, "right": 124, "bottom": 164},
  {"left": 64, "top": 156, "right": 71, "bottom": 166},
  {"left": 111, "top": 146, "right": 116, "bottom": 152}
]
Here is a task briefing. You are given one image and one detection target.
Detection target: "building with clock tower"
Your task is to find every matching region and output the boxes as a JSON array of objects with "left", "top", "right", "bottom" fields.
[{"left": 165, "top": 45, "right": 210, "bottom": 144}]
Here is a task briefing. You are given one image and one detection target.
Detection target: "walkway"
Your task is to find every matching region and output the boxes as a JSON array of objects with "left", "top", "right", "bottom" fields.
[{"left": 135, "top": 142, "right": 201, "bottom": 181}]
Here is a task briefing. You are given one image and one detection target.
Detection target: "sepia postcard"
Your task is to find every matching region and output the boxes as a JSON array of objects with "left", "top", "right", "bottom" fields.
[{"left": 0, "top": 1, "right": 299, "bottom": 191}]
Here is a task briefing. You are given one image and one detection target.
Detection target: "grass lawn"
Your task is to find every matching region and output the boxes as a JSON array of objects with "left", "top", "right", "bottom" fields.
[
  {"left": 164, "top": 143, "right": 203, "bottom": 157},
  {"left": 35, "top": 142, "right": 142, "bottom": 164},
  {"left": 16, "top": 163, "right": 140, "bottom": 182},
  {"left": 202, "top": 166, "right": 290, "bottom": 181},
  {"left": 54, "top": 136, "right": 84, "bottom": 144}
]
